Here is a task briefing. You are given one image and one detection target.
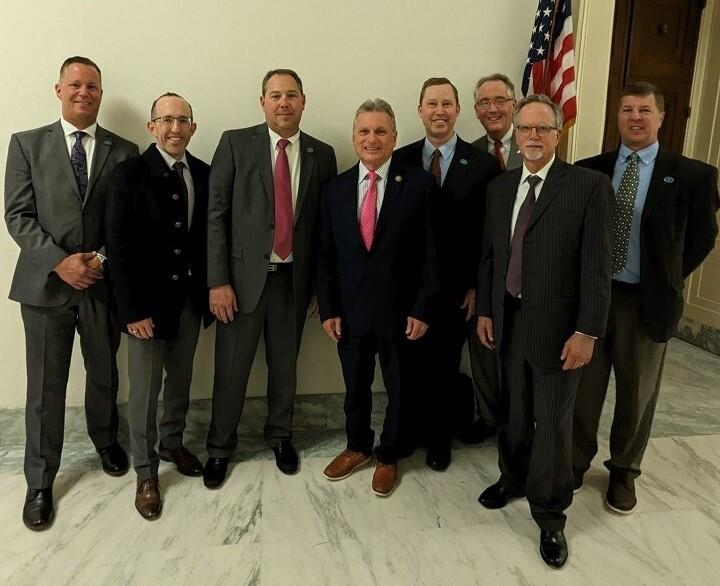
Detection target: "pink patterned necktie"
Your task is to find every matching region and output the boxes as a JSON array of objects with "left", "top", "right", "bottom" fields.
[
  {"left": 273, "top": 138, "right": 293, "bottom": 260},
  {"left": 360, "top": 171, "right": 379, "bottom": 251}
]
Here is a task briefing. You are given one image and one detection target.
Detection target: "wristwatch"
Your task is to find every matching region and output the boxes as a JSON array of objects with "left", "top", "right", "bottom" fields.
[{"left": 95, "top": 252, "right": 108, "bottom": 271}]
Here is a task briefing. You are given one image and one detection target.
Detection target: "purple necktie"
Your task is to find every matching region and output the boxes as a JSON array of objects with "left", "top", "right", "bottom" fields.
[
  {"left": 71, "top": 131, "right": 88, "bottom": 197},
  {"left": 506, "top": 175, "right": 541, "bottom": 297},
  {"left": 273, "top": 138, "right": 293, "bottom": 260}
]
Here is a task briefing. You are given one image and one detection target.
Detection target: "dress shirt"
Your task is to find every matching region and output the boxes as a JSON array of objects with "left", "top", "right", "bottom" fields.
[
  {"left": 612, "top": 141, "right": 659, "bottom": 284},
  {"left": 268, "top": 127, "right": 301, "bottom": 263},
  {"left": 486, "top": 125, "right": 514, "bottom": 167},
  {"left": 421, "top": 133, "right": 458, "bottom": 185},
  {"left": 155, "top": 145, "right": 195, "bottom": 230},
  {"left": 357, "top": 157, "right": 392, "bottom": 219},
  {"left": 60, "top": 118, "right": 97, "bottom": 179},
  {"left": 511, "top": 155, "right": 555, "bottom": 239}
]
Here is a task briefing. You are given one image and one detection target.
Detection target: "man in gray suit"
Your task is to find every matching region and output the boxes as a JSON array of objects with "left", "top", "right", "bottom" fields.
[
  {"left": 204, "top": 69, "right": 337, "bottom": 487},
  {"left": 4, "top": 56, "right": 138, "bottom": 530}
]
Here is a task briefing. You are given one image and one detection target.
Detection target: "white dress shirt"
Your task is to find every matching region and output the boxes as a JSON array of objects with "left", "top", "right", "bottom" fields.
[
  {"left": 357, "top": 157, "right": 392, "bottom": 219},
  {"left": 60, "top": 118, "right": 97, "bottom": 179},
  {"left": 510, "top": 155, "right": 555, "bottom": 239}
]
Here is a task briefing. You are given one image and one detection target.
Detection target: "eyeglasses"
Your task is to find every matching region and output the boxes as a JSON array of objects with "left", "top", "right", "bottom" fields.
[
  {"left": 151, "top": 116, "right": 193, "bottom": 127},
  {"left": 475, "top": 97, "right": 514, "bottom": 110},
  {"left": 516, "top": 124, "right": 558, "bottom": 137}
]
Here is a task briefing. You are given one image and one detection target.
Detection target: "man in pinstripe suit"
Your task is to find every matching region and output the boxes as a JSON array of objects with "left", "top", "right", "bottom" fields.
[{"left": 475, "top": 94, "right": 613, "bottom": 568}]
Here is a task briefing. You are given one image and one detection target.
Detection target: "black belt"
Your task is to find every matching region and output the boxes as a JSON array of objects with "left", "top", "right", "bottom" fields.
[
  {"left": 612, "top": 280, "right": 640, "bottom": 293},
  {"left": 268, "top": 262, "right": 292, "bottom": 272},
  {"left": 504, "top": 291, "right": 522, "bottom": 309}
]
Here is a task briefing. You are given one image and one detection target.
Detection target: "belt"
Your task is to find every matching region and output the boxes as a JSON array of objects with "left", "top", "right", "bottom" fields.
[
  {"left": 268, "top": 262, "right": 292, "bottom": 272},
  {"left": 612, "top": 280, "right": 640, "bottom": 293}
]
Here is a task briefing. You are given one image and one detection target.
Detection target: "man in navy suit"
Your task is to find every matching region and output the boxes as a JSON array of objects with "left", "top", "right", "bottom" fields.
[{"left": 316, "top": 98, "right": 437, "bottom": 497}]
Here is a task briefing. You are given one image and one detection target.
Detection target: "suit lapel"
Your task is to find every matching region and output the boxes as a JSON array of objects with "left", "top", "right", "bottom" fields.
[
  {"left": 642, "top": 147, "right": 677, "bottom": 220},
  {"left": 342, "top": 164, "right": 365, "bottom": 250},
  {"left": 527, "top": 158, "right": 567, "bottom": 232},
  {"left": 501, "top": 171, "right": 521, "bottom": 253},
  {"left": 373, "top": 163, "right": 402, "bottom": 247},
  {"left": 443, "top": 137, "right": 472, "bottom": 195},
  {"left": 252, "top": 124, "right": 273, "bottom": 209},
  {"left": 507, "top": 134, "right": 523, "bottom": 170},
  {"left": 50, "top": 121, "right": 81, "bottom": 201},
  {"left": 295, "top": 132, "right": 314, "bottom": 223},
  {"left": 85, "top": 125, "right": 111, "bottom": 205}
]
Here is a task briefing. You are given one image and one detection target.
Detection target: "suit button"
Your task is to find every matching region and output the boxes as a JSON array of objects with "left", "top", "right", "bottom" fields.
[
  {"left": 171, "top": 274, "right": 180, "bottom": 281},
  {"left": 174, "top": 248, "right": 182, "bottom": 255},
  {"left": 174, "top": 221, "right": 183, "bottom": 229},
  {"left": 172, "top": 193, "right": 180, "bottom": 201}
]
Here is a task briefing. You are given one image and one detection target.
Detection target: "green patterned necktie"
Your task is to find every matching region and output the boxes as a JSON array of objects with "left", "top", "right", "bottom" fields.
[{"left": 612, "top": 152, "right": 639, "bottom": 274}]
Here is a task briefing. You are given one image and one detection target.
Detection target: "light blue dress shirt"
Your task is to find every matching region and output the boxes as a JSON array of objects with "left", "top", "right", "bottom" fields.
[
  {"left": 422, "top": 133, "right": 458, "bottom": 185},
  {"left": 612, "top": 141, "right": 659, "bottom": 283}
]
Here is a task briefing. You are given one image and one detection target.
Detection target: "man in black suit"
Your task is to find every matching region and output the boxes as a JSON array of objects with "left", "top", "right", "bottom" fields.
[
  {"left": 5, "top": 56, "right": 137, "bottom": 530},
  {"left": 573, "top": 82, "right": 719, "bottom": 514},
  {"left": 476, "top": 94, "right": 613, "bottom": 568},
  {"left": 316, "top": 99, "right": 437, "bottom": 497},
  {"left": 106, "top": 93, "right": 213, "bottom": 520},
  {"left": 393, "top": 77, "right": 500, "bottom": 470}
]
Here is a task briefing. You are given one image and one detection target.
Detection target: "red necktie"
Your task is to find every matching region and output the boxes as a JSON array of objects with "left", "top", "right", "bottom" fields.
[
  {"left": 430, "top": 149, "right": 442, "bottom": 186},
  {"left": 493, "top": 139, "right": 506, "bottom": 171},
  {"left": 273, "top": 138, "right": 292, "bottom": 260},
  {"left": 360, "top": 171, "right": 378, "bottom": 251}
]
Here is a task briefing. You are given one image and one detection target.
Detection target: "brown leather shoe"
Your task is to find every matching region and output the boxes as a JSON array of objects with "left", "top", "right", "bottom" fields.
[
  {"left": 159, "top": 444, "right": 203, "bottom": 477},
  {"left": 323, "top": 450, "right": 371, "bottom": 480},
  {"left": 371, "top": 463, "right": 398, "bottom": 497},
  {"left": 135, "top": 477, "right": 162, "bottom": 520}
]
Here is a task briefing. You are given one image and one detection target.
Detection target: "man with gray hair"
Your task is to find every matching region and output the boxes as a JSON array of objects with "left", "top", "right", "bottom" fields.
[
  {"left": 473, "top": 73, "right": 521, "bottom": 171},
  {"left": 316, "top": 99, "right": 437, "bottom": 497},
  {"left": 476, "top": 94, "right": 613, "bottom": 567}
]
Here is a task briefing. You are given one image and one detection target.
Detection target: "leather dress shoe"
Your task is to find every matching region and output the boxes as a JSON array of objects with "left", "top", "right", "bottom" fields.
[
  {"left": 97, "top": 442, "right": 129, "bottom": 477},
  {"left": 23, "top": 488, "right": 54, "bottom": 531},
  {"left": 323, "top": 450, "right": 371, "bottom": 480},
  {"left": 203, "top": 457, "right": 228, "bottom": 489},
  {"left": 539, "top": 529, "right": 568, "bottom": 568},
  {"left": 159, "top": 444, "right": 203, "bottom": 477},
  {"left": 605, "top": 469, "right": 636, "bottom": 514},
  {"left": 456, "top": 421, "right": 496, "bottom": 445},
  {"left": 272, "top": 440, "right": 299, "bottom": 474},
  {"left": 135, "top": 477, "right": 162, "bottom": 520},
  {"left": 478, "top": 481, "right": 519, "bottom": 509},
  {"left": 572, "top": 469, "right": 584, "bottom": 494},
  {"left": 372, "top": 463, "right": 398, "bottom": 497},
  {"left": 426, "top": 443, "right": 451, "bottom": 471}
]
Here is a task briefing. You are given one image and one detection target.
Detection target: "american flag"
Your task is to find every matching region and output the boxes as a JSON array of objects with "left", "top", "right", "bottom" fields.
[{"left": 522, "top": 0, "right": 577, "bottom": 126}]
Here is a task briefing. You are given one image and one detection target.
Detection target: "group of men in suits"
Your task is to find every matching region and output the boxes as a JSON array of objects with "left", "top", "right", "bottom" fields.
[{"left": 4, "top": 56, "right": 719, "bottom": 572}]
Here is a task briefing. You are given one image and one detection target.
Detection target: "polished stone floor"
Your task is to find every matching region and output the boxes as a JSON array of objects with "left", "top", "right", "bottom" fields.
[{"left": 0, "top": 339, "right": 718, "bottom": 585}]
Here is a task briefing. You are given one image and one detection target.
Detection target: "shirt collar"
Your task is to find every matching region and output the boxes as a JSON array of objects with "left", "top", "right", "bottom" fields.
[
  {"left": 155, "top": 144, "right": 189, "bottom": 170},
  {"left": 520, "top": 154, "right": 555, "bottom": 184},
  {"left": 619, "top": 141, "right": 659, "bottom": 165},
  {"left": 61, "top": 118, "right": 97, "bottom": 139},
  {"left": 358, "top": 157, "right": 392, "bottom": 184},
  {"left": 268, "top": 127, "right": 300, "bottom": 148},
  {"left": 422, "top": 133, "right": 458, "bottom": 160}
]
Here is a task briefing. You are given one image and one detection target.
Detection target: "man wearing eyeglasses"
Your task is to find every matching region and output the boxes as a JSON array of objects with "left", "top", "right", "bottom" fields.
[
  {"left": 106, "top": 93, "right": 212, "bottom": 519},
  {"left": 5, "top": 56, "right": 138, "bottom": 530},
  {"left": 572, "top": 82, "right": 719, "bottom": 515},
  {"left": 204, "top": 69, "right": 337, "bottom": 487},
  {"left": 476, "top": 94, "right": 613, "bottom": 568}
]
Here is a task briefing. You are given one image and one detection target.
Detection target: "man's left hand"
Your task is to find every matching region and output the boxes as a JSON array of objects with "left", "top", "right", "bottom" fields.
[
  {"left": 406, "top": 317, "right": 429, "bottom": 340},
  {"left": 560, "top": 332, "right": 596, "bottom": 371}
]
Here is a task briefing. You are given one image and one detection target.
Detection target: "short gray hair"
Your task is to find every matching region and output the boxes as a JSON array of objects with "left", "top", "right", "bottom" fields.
[
  {"left": 474, "top": 73, "right": 515, "bottom": 101},
  {"left": 354, "top": 98, "right": 396, "bottom": 130},
  {"left": 513, "top": 94, "right": 563, "bottom": 129}
]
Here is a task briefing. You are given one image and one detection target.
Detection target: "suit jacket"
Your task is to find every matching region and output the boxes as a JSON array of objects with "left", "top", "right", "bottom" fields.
[
  {"left": 477, "top": 159, "right": 613, "bottom": 369},
  {"left": 576, "top": 147, "right": 719, "bottom": 342},
  {"left": 393, "top": 136, "right": 500, "bottom": 301},
  {"left": 105, "top": 145, "right": 214, "bottom": 339},
  {"left": 4, "top": 120, "right": 138, "bottom": 307},
  {"left": 207, "top": 123, "right": 337, "bottom": 314},
  {"left": 473, "top": 133, "right": 523, "bottom": 170},
  {"left": 316, "top": 158, "right": 438, "bottom": 338}
]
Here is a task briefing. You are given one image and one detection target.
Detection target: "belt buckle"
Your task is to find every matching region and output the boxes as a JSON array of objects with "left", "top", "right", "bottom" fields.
[{"left": 268, "top": 264, "right": 278, "bottom": 272}]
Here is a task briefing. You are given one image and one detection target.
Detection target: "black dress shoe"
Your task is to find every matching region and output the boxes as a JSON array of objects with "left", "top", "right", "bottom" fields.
[
  {"left": 456, "top": 421, "right": 496, "bottom": 445},
  {"left": 203, "top": 457, "right": 228, "bottom": 489},
  {"left": 23, "top": 488, "right": 54, "bottom": 531},
  {"left": 272, "top": 440, "right": 299, "bottom": 474},
  {"left": 426, "top": 443, "right": 451, "bottom": 471},
  {"left": 478, "top": 481, "right": 519, "bottom": 509},
  {"left": 159, "top": 444, "right": 203, "bottom": 477},
  {"left": 97, "top": 442, "right": 129, "bottom": 476},
  {"left": 540, "top": 529, "right": 568, "bottom": 568}
]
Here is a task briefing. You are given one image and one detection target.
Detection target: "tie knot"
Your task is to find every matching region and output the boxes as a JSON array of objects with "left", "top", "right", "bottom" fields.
[
  {"left": 72, "top": 131, "right": 86, "bottom": 142},
  {"left": 494, "top": 139, "right": 503, "bottom": 148},
  {"left": 527, "top": 174, "right": 541, "bottom": 188},
  {"left": 627, "top": 152, "right": 639, "bottom": 164},
  {"left": 432, "top": 148, "right": 441, "bottom": 159},
  {"left": 277, "top": 138, "right": 290, "bottom": 150},
  {"left": 367, "top": 171, "right": 378, "bottom": 183},
  {"left": 173, "top": 161, "right": 185, "bottom": 172}
]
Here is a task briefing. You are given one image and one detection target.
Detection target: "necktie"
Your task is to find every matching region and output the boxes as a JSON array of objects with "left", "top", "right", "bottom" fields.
[
  {"left": 429, "top": 148, "right": 442, "bottom": 186},
  {"left": 493, "top": 139, "right": 506, "bottom": 171},
  {"left": 612, "top": 152, "right": 640, "bottom": 274},
  {"left": 360, "top": 171, "right": 379, "bottom": 251},
  {"left": 506, "top": 175, "right": 541, "bottom": 297},
  {"left": 173, "top": 161, "right": 189, "bottom": 230},
  {"left": 71, "top": 131, "right": 88, "bottom": 197},
  {"left": 273, "top": 138, "right": 293, "bottom": 260}
]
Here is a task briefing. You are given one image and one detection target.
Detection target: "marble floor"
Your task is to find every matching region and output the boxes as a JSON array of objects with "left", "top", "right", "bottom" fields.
[{"left": 0, "top": 339, "right": 718, "bottom": 585}]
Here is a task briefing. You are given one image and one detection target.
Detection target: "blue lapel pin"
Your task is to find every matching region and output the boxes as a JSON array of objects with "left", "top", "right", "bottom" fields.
[
  {"left": 663, "top": 176, "right": 674, "bottom": 184},
  {"left": 459, "top": 158, "right": 468, "bottom": 165},
  {"left": 103, "top": 137, "right": 112, "bottom": 146}
]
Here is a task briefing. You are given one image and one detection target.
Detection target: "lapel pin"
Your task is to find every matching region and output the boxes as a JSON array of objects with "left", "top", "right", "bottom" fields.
[
  {"left": 103, "top": 137, "right": 112, "bottom": 146},
  {"left": 663, "top": 176, "right": 674, "bottom": 184},
  {"left": 459, "top": 158, "right": 468, "bottom": 166},
  {"left": 306, "top": 146, "right": 314, "bottom": 153},
  {"left": 394, "top": 175, "right": 402, "bottom": 183}
]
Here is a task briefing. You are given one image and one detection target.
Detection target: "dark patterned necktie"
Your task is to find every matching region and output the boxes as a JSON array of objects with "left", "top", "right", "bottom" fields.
[
  {"left": 506, "top": 175, "right": 541, "bottom": 297},
  {"left": 612, "top": 152, "right": 640, "bottom": 274},
  {"left": 71, "top": 131, "right": 88, "bottom": 197},
  {"left": 430, "top": 148, "right": 442, "bottom": 186},
  {"left": 493, "top": 139, "right": 506, "bottom": 171},
  {"left": 173, "top": 161, "right": 189, "bottom": 230}
]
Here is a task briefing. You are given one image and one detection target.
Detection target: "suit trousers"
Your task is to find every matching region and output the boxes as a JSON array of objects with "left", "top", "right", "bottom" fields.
[
  {"left": 467, "top": 315, "right": 501, "bottom": 429},
  {"left": 127, "top": 298, "right": 201, "bottom": 481},
  {"left": 21, "top": 292, "right": 120, "bottom": 489},
  {"left": 573, "top": 282, "right": 667, "bottom": 478},
  {"left": 338, "top": 331, "right": 409, "bottom": 464},
  {"left": 498, "top": 296, "right": 579, "bottom": 531},
  {"left": 207, "top": 266, "right": 302, "bottom": 457}
]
